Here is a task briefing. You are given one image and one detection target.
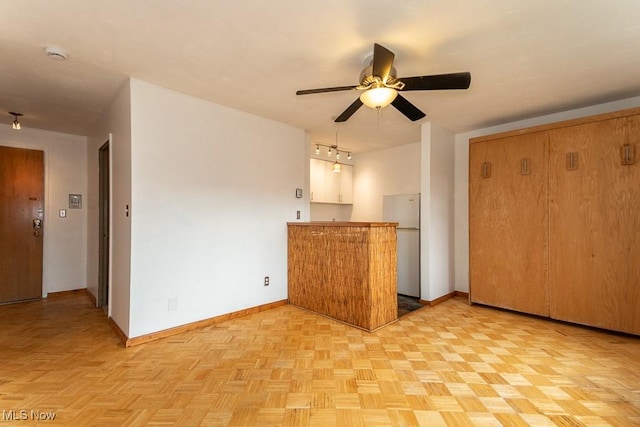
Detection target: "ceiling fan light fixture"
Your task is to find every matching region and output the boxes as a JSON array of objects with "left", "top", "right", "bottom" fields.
[{"left": 360, "top": 87, "right": 397, "bottom": 109}]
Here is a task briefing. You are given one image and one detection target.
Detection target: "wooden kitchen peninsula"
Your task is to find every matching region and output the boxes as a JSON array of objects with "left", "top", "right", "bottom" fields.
[{"left": 287, "top": 222, "right": 398, "bottom": 331}]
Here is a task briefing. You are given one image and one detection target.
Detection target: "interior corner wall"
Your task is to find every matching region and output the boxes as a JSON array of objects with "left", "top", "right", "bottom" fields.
[
  {"left": 453, "top": 95, "right": 640, "bottom": 293},
  {"left": 127, "top": 79, "right": 307, "bottom": 338},
  {"left": 350, "top": 142, "right": 421, "bottom": 222},
  {"left": 87, "top": 80, "right": 132, "bottom": 334},
  {"left": 421, "top": 122, "right": 455, "bottom": 301},
  {"left": 0, "top": 126, "right": 87, "bottom": 295}
]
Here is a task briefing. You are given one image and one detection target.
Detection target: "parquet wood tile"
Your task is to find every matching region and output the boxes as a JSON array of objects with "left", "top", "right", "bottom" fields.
[{"left": 1, "top": 291, "right": 640, "bottom": 426}]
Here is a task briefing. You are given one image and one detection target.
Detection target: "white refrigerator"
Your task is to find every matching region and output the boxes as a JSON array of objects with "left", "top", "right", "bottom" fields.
[{"left": 383, "top": 194, "right": 420, "bottom": 298}]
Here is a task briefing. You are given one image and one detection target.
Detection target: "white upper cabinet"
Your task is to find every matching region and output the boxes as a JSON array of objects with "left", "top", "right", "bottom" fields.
[
  {"left": 338, "top": 163, "right": 353, "bottom": 204},
  {"left": 309, "top": 158, "right": 353, "bottom": 204},
  {"left": 310, "top": 157, "right": 327, "bottom": 203}
]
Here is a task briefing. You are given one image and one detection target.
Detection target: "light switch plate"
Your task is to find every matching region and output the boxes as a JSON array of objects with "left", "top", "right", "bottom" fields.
[{"left": 59, "top": 209, "right": 67, "bottom": 218}]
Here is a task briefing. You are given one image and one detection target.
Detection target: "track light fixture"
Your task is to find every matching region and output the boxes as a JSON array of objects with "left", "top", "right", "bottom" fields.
[
  {"left": 9, "top": 112, "right": 22, "bottom": 130},
  {"left": 315, "top": 143, "right": 345, "bottom": 159},
  {"left": 314, "top": 126, "right": 351, "bottom": 173}
]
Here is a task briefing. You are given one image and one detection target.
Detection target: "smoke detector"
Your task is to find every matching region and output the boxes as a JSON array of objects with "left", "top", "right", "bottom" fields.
[{"left": 44, "top": 46, "right": 68, "bottom": 61}]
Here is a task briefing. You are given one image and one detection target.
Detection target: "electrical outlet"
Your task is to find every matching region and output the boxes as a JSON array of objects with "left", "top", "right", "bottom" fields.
[
  {"left": 168, "top": 297, "right": 178, "bottom": 311},
  {"left": 264, "top": 276, "right": 269, "bottom": 286},
  {"left": 296, "top": 210, "right": 300, "bottom": 219}
]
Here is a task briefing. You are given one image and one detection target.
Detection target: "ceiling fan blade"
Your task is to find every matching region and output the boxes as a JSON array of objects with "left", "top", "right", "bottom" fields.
[
  {"left": 400, "top": 72, "right": 471, "bottom": 91},
  {"left": 372, "top": 43, "right": 395, "bottom": 83},
  {"left": 334, "top": 98, "right": 364, "bottom": 122},
  {"left": 391, "top": 94, "right": 426, "bottom": 121},
  {"left": 296, "top": 85, "right": 357, "bottom": 95}
]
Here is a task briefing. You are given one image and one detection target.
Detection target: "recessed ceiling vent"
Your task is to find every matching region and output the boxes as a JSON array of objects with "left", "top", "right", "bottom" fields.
[{"left": 44, "top": 46, "right": 68, "bottom": 61}]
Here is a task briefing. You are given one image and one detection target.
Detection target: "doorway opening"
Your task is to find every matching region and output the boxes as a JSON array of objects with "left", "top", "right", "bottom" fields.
[{"left": 98, "top": 141, "right": 110, "bottom": 309}]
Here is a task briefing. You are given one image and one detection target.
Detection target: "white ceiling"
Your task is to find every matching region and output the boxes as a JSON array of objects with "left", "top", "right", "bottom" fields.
[{"left": 1, "top": 0, "right": 640, "bottom": 153}]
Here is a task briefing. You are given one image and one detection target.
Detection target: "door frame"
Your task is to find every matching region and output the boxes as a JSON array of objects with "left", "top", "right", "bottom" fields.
[{"left": 98, "top": 139, "right": 110, "bottom": 308}]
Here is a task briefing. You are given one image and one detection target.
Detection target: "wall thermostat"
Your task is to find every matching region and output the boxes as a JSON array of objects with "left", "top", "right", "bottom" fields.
[{"left": 69, "top": 194, "right": 82, "bottom": 209}]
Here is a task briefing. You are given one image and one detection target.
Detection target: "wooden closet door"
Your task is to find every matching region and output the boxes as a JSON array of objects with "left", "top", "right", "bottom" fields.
[
  {"left": 469, "top": 132, "right": 549, "bottom": 316},
  {"left": 549, "top": 116, "right": 640, "bottom": 334}
]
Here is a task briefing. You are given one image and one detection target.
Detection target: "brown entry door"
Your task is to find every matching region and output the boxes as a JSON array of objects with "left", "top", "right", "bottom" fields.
[{"left": 0, "top": 146, "right": 44, "bottom": 304}]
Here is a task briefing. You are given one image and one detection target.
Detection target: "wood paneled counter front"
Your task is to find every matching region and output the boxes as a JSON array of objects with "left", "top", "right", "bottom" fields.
[{"left": 287, "top": 222, "right": 398, "bottom": 331}]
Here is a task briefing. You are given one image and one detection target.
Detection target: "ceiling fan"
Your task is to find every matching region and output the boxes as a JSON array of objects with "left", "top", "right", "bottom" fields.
[{"left": 296, "top": 43, "right": 471, "bottom": 122}]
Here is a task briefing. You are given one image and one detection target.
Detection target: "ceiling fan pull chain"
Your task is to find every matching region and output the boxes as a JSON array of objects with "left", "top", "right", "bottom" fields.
[{"left": 377, "top": 106, "right": 382, "bottom": 131}]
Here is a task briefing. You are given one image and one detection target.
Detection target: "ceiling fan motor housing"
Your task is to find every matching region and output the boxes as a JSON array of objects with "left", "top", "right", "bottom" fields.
[{"left": 359, "top": 65, "right": 398, "bottom": 87}]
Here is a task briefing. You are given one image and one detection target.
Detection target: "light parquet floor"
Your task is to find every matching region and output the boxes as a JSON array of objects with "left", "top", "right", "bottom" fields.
[{"left": 1, "top": 292, "right": 639, "bottom": 426}]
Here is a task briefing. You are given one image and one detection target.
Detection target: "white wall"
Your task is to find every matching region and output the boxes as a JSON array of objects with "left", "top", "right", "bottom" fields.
[
  {"left": 0, "top": 125, "right": 87, "bottom": 295},
  {"left": 351, "top": 142, "right": 421, "bottom": 222},
  {"left": 127, "top": 79, "right": 307, "bottom": 338},
  {"left": 310, "top": 203, "right": 353, "bottom": 222},
  {"left": 421, "top": 123, "right": 455, "bottom": 301},
  {"left": 454, "top": 96, "right": 640, "bottom": 292},
  {"left": 87, "top": 80, "right": 132, "bottom": 333}
]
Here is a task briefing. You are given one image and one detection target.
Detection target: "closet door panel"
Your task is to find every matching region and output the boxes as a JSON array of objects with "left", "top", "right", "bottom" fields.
[
  {"left": 625, "top": 115, "right": 640, "bottom": 334},
  {"left": 469, "top": 132, "right": 549, "bottom": 316},
  {"left": 549, "top": 116, "right": 640, "bottom": 333}
]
